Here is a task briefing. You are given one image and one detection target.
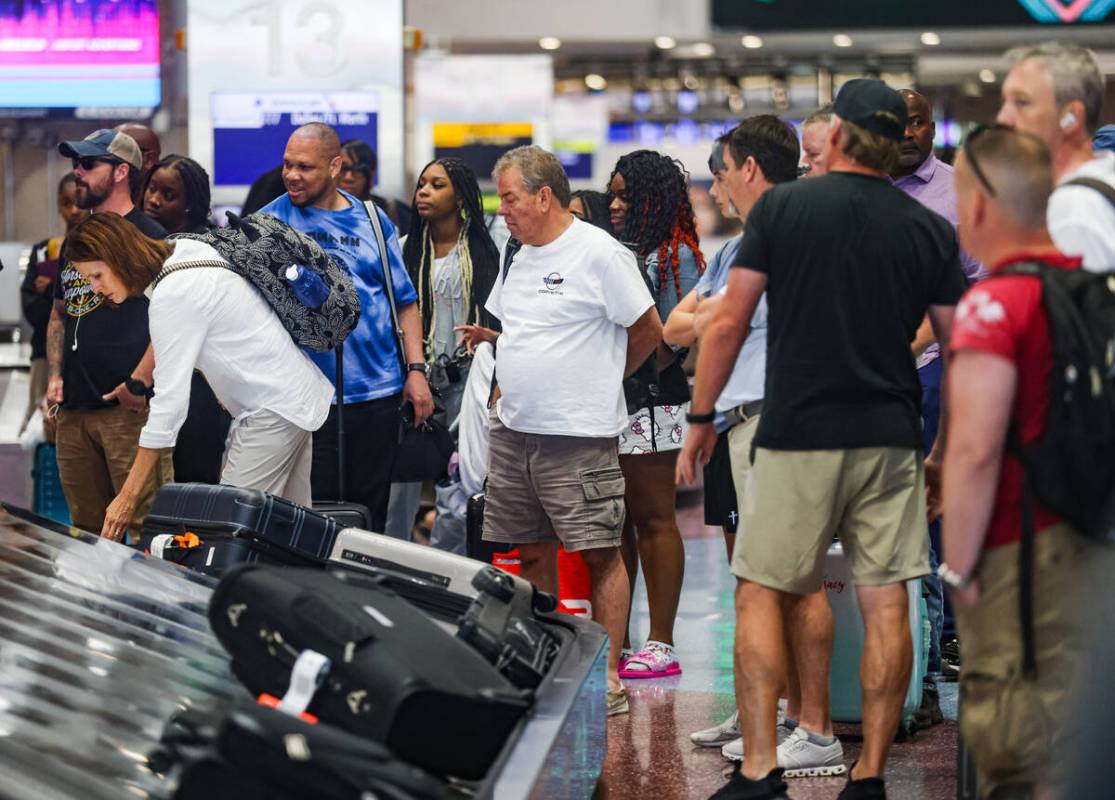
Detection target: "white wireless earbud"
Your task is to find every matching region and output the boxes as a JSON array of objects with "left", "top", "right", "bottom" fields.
[{"left": 1060, "top": 111, "right": 1077, "bottom": 130}]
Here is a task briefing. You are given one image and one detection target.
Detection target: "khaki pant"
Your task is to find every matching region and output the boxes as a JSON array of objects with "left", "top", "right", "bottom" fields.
[
  {"left": 955, "top": 524, "right": 1094, "bottom": 797},
  {"left": 56, "top": 405, "right": 174, "bottom": 536},
  {"left": 221, "top": 408, "right": 313, "bottom": 507}
]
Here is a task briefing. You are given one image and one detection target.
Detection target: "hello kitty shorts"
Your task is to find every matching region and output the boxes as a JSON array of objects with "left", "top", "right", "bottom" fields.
[{"left": 617, "top": 403, "right": 689, "bottom": 456}]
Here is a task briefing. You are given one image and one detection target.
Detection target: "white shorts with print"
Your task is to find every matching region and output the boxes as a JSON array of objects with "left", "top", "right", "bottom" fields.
[{"left": 618, "top": 403, "right": 689, "bottom": 455}]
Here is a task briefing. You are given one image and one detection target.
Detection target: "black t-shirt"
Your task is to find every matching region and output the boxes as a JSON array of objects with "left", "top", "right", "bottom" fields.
[
  {"left": 55, "top": 208, "right": 167, "bottom": 410},
  {"left": 733, "top": 171, "right": 966, "bottom": 451}
]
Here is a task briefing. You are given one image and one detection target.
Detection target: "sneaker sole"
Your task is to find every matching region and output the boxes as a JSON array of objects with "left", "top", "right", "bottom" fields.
[
  {"left": 691, "top": 735, "right": 738, "bottom": 747},
  {"left": 721, "top": 747, "right": 743, "bottom": 762},
  {"left": 782, "top": 763, "right": 847, "bottom": 779}
]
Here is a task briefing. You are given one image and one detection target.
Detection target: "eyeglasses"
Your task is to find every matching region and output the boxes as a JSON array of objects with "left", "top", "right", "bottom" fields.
[
  {"left": 71, "top": 156, "right": 121, "bottom": 172},
  {"left": 962, "top": 123, "right": 1013, "bottom": 198}
]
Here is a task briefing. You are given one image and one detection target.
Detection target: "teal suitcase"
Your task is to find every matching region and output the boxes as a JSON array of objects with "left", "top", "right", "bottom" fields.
[{"left": 825, "top": 541, "right": 929, "bottom": 737}]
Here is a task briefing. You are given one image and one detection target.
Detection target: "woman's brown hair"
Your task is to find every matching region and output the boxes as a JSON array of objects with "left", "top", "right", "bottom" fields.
[{"left": 65, "top": 212, "right": 174, "bottom": 296}]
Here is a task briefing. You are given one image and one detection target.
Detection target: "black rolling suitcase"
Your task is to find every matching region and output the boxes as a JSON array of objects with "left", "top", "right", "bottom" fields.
[
  {"left": 149, "top": 701, "right": 453, "bottom": 800},
  {"left": 139, "top": 483, "right": 338, "bottom": 574},
  {"left": 312, "top": 345, "right": 373, "bottom": 530},
  {"left": 208, "top": 564, "right": 531, "bottom": 780}
]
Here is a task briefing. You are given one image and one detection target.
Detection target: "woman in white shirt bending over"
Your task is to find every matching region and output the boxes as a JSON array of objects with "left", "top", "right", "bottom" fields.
[{"left": 64, "top": 212, "right": 334, "bottom": 541}]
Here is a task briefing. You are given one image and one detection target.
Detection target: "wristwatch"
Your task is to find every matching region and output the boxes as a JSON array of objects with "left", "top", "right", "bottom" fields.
[
  {"left": 125, "top": 377, "right": 154, "bottom": 399},
  {"left": 685, "top": 409, "right": 716, "bottom": 424},
  {"left": 406, "top": 362, "right": 428, "bottom": 375},
  {"left": 937, "top": 562, "right": 972, "bottom": 591}
]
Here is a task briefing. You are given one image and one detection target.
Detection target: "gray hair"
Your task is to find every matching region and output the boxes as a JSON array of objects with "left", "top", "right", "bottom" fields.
[
  {"left": 803, "top": 105, "right": 834, "bottom": 128},
  {"left": 1006, "top": 42, "right": 1106, "bottom": 134},
  {"left": 492, "top": 145, "right": 571, "bottom": 208}
]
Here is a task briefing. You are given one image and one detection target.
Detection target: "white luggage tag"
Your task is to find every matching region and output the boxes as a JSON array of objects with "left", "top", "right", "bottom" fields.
[{"left": 276, "top": 649, "right": 331, "bottom": 717}]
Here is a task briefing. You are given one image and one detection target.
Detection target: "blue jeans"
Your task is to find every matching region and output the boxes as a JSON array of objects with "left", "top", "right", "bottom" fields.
[{"left": 919, "top": 357, "right": 952, "bottom": 674}]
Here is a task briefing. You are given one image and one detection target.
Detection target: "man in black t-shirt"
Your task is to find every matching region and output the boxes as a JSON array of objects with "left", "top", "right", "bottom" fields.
[
  {"left": 679, "top": 81, "right": 965, "bottom": 800},
  {"left": 44, "top": 129, "right": 173, "bottom": 538}
]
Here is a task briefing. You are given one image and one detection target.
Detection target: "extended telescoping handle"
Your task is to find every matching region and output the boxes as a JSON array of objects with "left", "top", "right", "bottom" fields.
[{"left": 335, "top": 343, "right": 346, "bottom": 503}]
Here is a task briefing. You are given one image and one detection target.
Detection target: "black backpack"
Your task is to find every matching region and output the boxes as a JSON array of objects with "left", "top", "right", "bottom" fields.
[
  {"left": 173, "top": 212, "right": 361, "bottom": 352},
  {"left": 998, "top": 260, "right": 1115, "bottom": 677}
]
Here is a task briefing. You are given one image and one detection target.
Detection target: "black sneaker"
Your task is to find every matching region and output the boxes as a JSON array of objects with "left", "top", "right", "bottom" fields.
[
  {"left": 941, "top": 635, "right": 961, "bottom": 682},
  {"left": 708, "top": 765, "right": 789, "bottom": 799},
  {"left": 913, "top": 679, "right": 943, "bottom": 730},
  {"left": 836, "top": 765, "right": 887, "bottom": 800}
]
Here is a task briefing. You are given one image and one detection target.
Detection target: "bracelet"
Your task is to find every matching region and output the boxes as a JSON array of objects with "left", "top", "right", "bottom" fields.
[
  {"left": 685, "top": 410, "right": 715, "bottom": 424},
  {"left": 937, "top": 562, "right": 972, "bottom": 591}
]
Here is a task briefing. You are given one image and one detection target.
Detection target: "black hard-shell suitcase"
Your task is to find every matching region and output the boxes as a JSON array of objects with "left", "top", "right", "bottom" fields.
[
  {"left": 140, "top": 483, "right": 339, "bottom": 574},
  {"left": 149, "top": 701, "right": 453, "bottom": 800},
  {"left": 208, "top": 565, "right": 531, "bottom": 780}
]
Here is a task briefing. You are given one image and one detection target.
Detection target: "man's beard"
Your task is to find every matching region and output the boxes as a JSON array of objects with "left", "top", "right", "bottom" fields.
[{"left": 76, "top": 177, "right": 111, "bottom": 210}]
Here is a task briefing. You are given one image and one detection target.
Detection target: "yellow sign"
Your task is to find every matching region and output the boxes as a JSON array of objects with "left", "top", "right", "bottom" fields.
[{"left": 433, "top": 122, "right": 533, "bottom": 148}]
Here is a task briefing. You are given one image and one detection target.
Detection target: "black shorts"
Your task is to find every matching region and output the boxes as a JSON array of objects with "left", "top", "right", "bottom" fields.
[{"left": 703, "top": 429, "right": 739, "bottom": 533}]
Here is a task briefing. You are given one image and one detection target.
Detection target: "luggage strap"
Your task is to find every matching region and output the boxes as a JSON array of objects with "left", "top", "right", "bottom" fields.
[
  {"left": 150, "top": 258, "right": 231, "bottom": 289},
  {"left": 277, "top": 649, "right": 331, "bottom": 717}
]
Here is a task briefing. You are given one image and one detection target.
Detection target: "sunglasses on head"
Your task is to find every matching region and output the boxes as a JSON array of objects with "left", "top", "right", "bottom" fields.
[
  {"left": 962, "top": 123, "right": 1013, "bottom": 198},
  {"left": 72, "top": 155, "right": 122, "bottom": 172}
]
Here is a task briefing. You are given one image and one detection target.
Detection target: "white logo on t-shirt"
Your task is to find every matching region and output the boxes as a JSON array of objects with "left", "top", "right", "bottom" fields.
[{"left": 957, "top": 289, "right": 1006, "bottom": 332}]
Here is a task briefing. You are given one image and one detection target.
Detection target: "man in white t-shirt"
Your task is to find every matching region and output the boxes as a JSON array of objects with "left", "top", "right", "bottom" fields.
[
  {"left": 459, "top": 145, "right": 661, "bottom": 717},
  {"left": 998, "top": 42, "right": 1115, "bottom": 272}
]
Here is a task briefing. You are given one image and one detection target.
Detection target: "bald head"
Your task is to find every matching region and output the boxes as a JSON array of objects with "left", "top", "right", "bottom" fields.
[
  {"left": 290, "top": 123, "right": 341, "bottom": 160},
  {"left": 893, "top": 89, "right": 935, "bottom": 177},
  {"left": 116, "top": 122, "right": 160, "bottom": 174}
]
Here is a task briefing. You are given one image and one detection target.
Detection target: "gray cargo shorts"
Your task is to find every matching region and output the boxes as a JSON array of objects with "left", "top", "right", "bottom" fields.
[{"left": 482, "top": 411, "right": 625, "bottom": 552}]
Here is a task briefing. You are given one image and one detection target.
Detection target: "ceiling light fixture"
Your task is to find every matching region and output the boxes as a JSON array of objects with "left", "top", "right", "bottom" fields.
[
  {"left": 920, "top": 32, "right": 941, "bottom": 46},
  {"left": 539, "top": 36, "right": 562, "bottom": 51},
  {"left": 655, "top": 35, "right": 676, "bottom": 50},
  {"left": 979, "top": 69, "right": 997, "bottom": 84},
  {"left": 584, "top": 73, "right": 608, "bottom": 91},
  {"left": 692, "top": 42, "right": 716, "bottom": 58},
  {"left": 833, "top": 34, "right": 853, "bottom": 48},
  {"left": 741, "top": 35, "right": 763, "bottom": 49}
]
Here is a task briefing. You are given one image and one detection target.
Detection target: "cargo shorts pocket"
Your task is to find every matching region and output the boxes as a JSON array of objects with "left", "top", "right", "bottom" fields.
[
  {"left": 960, "top": 669, "right": 1052, "bottom": 782},
  {"left": 573, "top": 467, "right": 625, "bottom": 542}
]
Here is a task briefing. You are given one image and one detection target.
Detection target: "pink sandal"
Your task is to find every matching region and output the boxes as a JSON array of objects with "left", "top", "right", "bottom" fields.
[{"left": 618, "top": 641, "right": 682, "bottom": 679}]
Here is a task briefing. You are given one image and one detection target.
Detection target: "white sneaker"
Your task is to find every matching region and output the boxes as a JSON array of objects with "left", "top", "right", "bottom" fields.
[
  {"left": 719, "top": 722, "right": 796, "bottom": 762},
  {"left": 691, "top": 710, "right": 739, "bottom": 747},
  {"left": 776, "top": 727, "right": 846, "bottom": 778}
]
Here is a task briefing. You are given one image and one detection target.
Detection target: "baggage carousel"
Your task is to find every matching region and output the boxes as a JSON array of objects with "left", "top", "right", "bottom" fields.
[{"left": 0, "top": 506, "right": 609, "bottom": 799}]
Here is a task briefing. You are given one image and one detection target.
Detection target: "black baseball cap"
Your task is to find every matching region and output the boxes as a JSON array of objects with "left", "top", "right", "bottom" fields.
[{"left": 833, "top": 79, "right": 908, "bottom": 142}]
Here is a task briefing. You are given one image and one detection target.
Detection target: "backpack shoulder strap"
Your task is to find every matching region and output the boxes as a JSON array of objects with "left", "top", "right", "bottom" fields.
[
  {"left": 151, "top": 259, "right": 229, "bottom": 290},
  {"left": 1062, "top": 176, "right": 1115, "bottom": 210}
]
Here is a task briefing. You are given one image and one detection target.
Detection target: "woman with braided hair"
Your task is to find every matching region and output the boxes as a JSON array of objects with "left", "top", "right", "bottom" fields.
[
  {"left": 401, "top": 157, "right": 501, "bottom": 423},
  {"left": 143, "top": 155, "right": 213, "bottom": 235},
  {"left": 607, "top": 150, "right": 705, "bottom": 679}
]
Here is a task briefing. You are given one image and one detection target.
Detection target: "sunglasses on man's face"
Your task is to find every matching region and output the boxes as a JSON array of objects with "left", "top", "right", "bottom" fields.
[
  {"left": 962, "top": 123, "right": 1014, "bottom": 198},
  {"left": 71, "top": 156, "right": 121, "bottom": 172}
]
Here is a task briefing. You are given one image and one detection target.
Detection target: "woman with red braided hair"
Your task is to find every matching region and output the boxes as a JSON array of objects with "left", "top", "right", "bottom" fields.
[{"left": 607, "top": 149, "right": 705, "bottom": 679}]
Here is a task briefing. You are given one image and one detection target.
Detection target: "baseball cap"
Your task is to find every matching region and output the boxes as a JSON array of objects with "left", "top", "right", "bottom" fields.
[
  {"left": 58, "top": 129, "right": 142, "bottom": 170},
  {"left": 833, "top": 79, "right": 908, "bottom": 142},
  {"left": 1094, "top": 124, "right": 1115, "bottom": 154}
]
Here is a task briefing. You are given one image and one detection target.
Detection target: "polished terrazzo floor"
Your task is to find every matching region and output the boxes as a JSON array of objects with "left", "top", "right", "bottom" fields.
[{"left": 597, "top": 494, "right": 960, "bottom": 800}]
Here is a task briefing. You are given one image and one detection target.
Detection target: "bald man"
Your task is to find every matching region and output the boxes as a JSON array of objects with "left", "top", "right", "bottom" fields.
[
  {"left": 942, "top": 125, "right": 1097, "bottom": 799},
  {"left": 116, "top": 122, "right": 160, "bottom": 175},
  {"left": 259, "top": 123, "right": 432, "bottom": 528},
  {"left": 889, "top": 89, "right": 985, "bottom": 701}
]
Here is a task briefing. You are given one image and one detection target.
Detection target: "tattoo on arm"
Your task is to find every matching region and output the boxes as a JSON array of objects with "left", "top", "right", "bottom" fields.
[{"left": 47, "top": 301, "right": 65, "bottom": 377}]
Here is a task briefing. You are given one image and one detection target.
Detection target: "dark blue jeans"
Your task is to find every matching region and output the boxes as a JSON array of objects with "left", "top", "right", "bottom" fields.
[{"left": 919, "top": 356, "right": 953, "bottom": 674}]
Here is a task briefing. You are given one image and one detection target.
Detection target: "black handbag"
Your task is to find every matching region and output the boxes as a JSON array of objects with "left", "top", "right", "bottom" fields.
[
  {"left": 361, "top": 201, "right": 455, "bottom": 484},
  {"left": 392, "top": 401, "right": 455, "bottom": 483}
]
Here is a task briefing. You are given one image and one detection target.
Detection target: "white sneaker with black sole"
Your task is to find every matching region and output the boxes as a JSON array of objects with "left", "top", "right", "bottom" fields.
[
  {"left": 719, "top": 722, "right": 797, "bottom": 762},
  {"left": 776, "top": 727, "right": 846, "bottom": 778}
]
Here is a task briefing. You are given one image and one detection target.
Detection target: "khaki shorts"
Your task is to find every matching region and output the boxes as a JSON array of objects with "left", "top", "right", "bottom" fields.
[
  {"left": 482, "top": 412, "right": 625, "bottom": 553},
  {"left": 726, "top": 414, "right": 760, "bottom": 537},
  {"left": 732, "top": 446, "right": 929, "bottom": 594},
  {"left": 955, "top": 524, "right": 1094, "bottom": 797}
]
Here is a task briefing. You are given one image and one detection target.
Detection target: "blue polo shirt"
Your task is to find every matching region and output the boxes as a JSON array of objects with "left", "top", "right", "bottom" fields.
[{"left": 261, "top": 190, "right": 418, "bottom": 403}]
